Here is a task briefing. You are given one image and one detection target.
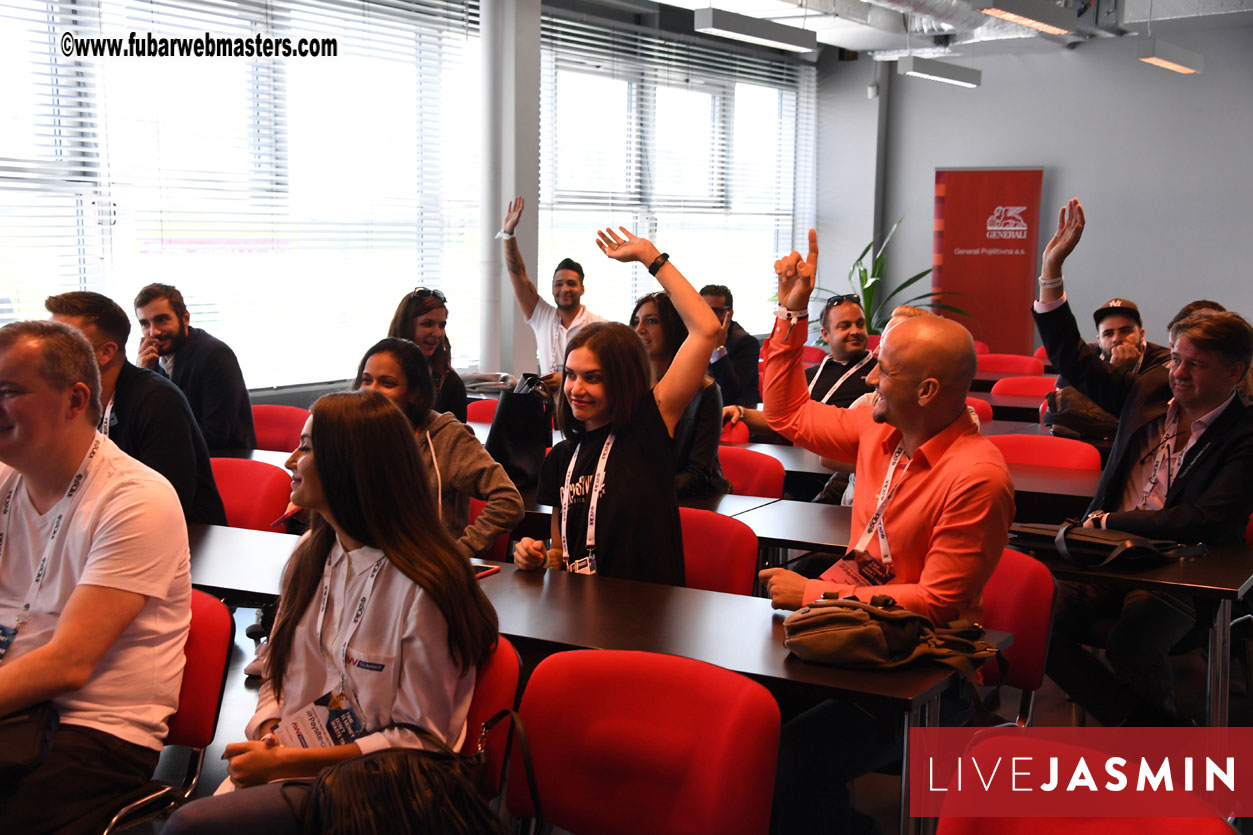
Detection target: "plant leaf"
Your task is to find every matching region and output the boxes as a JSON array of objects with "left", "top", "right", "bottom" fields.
[{"left": 873, "top": 217, "right": 903, "bottom": 262}]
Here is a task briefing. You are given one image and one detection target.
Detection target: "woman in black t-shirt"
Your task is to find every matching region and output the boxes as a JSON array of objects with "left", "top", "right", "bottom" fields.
[
  {"left": 386, "top": 287, "right": 468, "bottom": 422},
  {"left": 513, "top": 227, "right": 720, "bottom": 585},
  {"left": 631, "top": 291, "right": 730, "bottom": 498}
]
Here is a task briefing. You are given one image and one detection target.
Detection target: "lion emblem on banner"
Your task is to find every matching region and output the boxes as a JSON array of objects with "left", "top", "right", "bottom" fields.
[{"left": 986, "top": 206, "right": 1028, "bottom": 239}]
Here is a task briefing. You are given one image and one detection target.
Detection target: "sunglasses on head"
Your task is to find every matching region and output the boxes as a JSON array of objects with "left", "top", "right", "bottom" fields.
[
  {"left": 411, "top": 287, "right": 447, "bottom": 303},
  {"left": 823, "top": 293, "right": 861, "bottom": 310}
]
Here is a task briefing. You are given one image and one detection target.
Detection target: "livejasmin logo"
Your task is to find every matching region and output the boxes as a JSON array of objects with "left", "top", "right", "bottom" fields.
[{"left": 909, "top": 727, "right": 1253, "bottom": 818}]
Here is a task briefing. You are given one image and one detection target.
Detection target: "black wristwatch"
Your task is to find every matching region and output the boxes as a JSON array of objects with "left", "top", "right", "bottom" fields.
[{"left": 647, "top": 252, "right": 670, "bottom": 276}]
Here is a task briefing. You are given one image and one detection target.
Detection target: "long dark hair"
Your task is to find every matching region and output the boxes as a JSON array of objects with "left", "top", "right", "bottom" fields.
[
  {"left": 350, "top": 337, "right": 435, "bottom": 428},
  {"left": 387, "top": 290, "right": 452, "bottom": 389},
  {"left": 555, "top": 321, "right": 651, "bottom": 437},
  {"left": 267, "top": 391, "right": 497, "bottom": 700},
  {"left": 630, "top": 291, "right": 687, "bottom": 370}
]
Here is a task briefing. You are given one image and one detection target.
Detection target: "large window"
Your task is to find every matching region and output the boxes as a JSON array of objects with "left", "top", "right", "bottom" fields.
[
  {"left": 1, "top": 0, "right": 480, "bottom": 388},
  {"left": 537, "top": 14, "right": 816, "bottom": 334}
]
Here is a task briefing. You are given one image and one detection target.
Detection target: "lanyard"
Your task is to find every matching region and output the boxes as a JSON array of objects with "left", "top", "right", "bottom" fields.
[
  {"left": 315, "top": 548, "right": 387, "bottom": 697},
  {"left": 97, "top": 397, "right": 115, "bottom": 439},
  {"left": 808, "top": 352, "right": 874, "bottom": 405},
  {"left": 550, "top": 306, "right": 582, "bottom": 374},
  {"left": 852, "top": 443, "right": 911, "bottom": 566},
  {"left": 560, "top": 432, "right": 615, "bottom": 573},
  {"left": 0, "top": 436, "right": 103, "bottom": 659},
  {"left": 1137, "top": 413, "right": 1180, "bottom": 511}
]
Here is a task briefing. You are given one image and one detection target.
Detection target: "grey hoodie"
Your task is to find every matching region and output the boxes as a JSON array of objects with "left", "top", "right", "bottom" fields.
[{"left": 416, "top": 411, "right": 524, "bottom": 559}]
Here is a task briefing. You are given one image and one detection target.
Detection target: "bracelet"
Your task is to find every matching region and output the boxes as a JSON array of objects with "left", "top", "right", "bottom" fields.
[
  {"left": 648, "top": 252, "right": 670, "bottom": 276},
  {"left": 774, "top": 305, "right": 809, "bottom": 322},
  {"left": 1038, "top": 274, "right": 1064, "bottom": 288},
  {"left": 495, "top": 229, "right": 514, "bottom": 241},
  {"left": 737, "top": 405, "right": 745, "bottom": 422}
]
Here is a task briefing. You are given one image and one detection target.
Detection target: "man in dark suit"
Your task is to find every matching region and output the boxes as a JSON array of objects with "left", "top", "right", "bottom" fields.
[
  {"left": 46, "top": 292, "right": 228, "bottom": 525},
  {"left": 134, "top": 283, "right": 256, "bottom": 450},
  {"left": 700, "top": 284, "right": 760, "bottom": 409},
  {"left": 1034, "top": 198, "right": 1253, "bottom": 725}
]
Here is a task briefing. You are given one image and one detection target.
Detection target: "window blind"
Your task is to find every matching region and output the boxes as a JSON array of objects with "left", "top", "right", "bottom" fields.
[
  {"left": 1, "top": 0, "right": 481, "bottom": 388},
  {"left": 537, "top": 11, "right": 817, "bottom": 335}
]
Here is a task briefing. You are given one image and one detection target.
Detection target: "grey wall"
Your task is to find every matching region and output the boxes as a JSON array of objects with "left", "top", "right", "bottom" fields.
[{"left": 818, "top": 21, "right": 1253, "bottom": 346}]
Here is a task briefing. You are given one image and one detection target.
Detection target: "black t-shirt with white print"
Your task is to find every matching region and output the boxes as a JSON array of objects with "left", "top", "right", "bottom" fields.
[{"left": 537, "top": 390, "right": 685, "bottom": 586}]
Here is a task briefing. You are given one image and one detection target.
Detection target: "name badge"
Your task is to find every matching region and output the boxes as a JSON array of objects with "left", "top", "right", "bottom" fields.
[
  {"left": 275, "top": 690, "right": 365, "bottom": 749},
  {"left": 819, "top": 551, "right": 895, "bottom": 587}
]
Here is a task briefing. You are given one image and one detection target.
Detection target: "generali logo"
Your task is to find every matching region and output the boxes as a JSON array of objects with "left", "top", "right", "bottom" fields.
[{"left": 986, "top": 206, "right": 1028, "bottom": 240}]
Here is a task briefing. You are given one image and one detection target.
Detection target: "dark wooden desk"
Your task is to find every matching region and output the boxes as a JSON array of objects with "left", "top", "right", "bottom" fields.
[
  {"left": 967, "top": 392, "right": 1045, "bottom": 422},
  {"left": 188, "top": 523, "right": 296, "bottom": 608},
  {"left": 979, "top": 419, "right": 1046, "bottom": 436},
  {"left": 1021, "top": 544, "right": 1253, "bottom": 726}
]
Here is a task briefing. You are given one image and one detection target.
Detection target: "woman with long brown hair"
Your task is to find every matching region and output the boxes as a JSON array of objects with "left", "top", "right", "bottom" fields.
[
  {"left": 387, "top": 287, "right": 468, "bottom": 421},
  {"left": 165, "top": 390, "right": 497, "bottom": 834}
]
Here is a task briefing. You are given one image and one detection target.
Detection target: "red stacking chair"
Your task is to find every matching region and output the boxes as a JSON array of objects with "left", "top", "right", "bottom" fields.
[
  {"left": 679, "top": 507, "right": 758, "bottom": 596},
  {"left": 720, "top": 420, "right": 749, "bottom": 443},
  {"left": 867, "top": 333, "right": 881, "bottom": 350},
  {"left": 977, "top": 353, "right": 1045, "bottom": 375},
  {"left": 988, "top": 434, "right": 1101, "bottom": 470},
  {"left": 801, "top": 344, "right": 826, "bottom": 364},
  {"left": 103, "top": 591, "right": 234, "bottom": 833},
  {"left": 990, "top": 376, "right": 1057, "bottom": 398},
  {"left": 210, "top": 458, "right": 294, "bottom": 532},
  {"left": 460, "top": 635, "right": 521, "bottom": 800},
  {"left": 973, "top": 340, "right": 990, "bottom": 354},
  {"left": 1033, "top": 344, "right": 1050, "bottom": 364},
  {"left": 469, "top": 497, "right": 510, "bottom": 563},
  {"left": 966, "top": 396, "right": 993, "bottom": 423},
  {"left": 467, "top": 399, "right": 497, "bottom": 423},
  {"left": 719, "top": 446, "right": 785, "bottom": 498},
  {"left": 505, "top": 650, "right": 780, "bottom": 835},
  {"left": 979, "top": 549, "right": 1057, "bottom": 726},
  {"left": 251, "top": 404, "right": 310, "bottom": 453}
]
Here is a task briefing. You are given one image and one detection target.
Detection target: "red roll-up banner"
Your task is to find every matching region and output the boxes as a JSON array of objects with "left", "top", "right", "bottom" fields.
[{"left": 933, "top": 168, "right": 1043, "bottom": 354}]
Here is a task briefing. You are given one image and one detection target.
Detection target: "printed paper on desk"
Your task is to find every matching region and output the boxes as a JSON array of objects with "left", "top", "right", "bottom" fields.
[
  {"left": 820, "top": 552, "right": 894, "bottom": 587},
  {"left": 275, "top": 690, "right": 365, "bottom": 749}
]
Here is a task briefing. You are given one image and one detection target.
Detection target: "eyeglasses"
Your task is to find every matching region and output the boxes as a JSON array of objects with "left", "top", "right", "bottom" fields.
[{"left": 410, "top": 287, "right": 447, "bottom": 303}]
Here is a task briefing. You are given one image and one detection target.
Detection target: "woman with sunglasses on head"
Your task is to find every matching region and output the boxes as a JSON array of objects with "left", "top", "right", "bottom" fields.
[
  {"left": 164, "top": 390, "right": 498, "bottom": 835},
  {"left": 388, "top": 287, "right": 467, "bottom": 422},
  {"left": 352, "top": 337, "right": 523, "bottom": 559},
  {"left": 513, "top": 228, "right": 721, "bottom": 585},
  {"left": 631, "top": 291, "right": 729, "bottom": 497}
]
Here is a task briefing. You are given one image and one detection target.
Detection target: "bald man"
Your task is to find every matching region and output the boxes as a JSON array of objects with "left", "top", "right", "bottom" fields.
[{"left": 758, "top": 231, "right": 1014, "bottom": 625}]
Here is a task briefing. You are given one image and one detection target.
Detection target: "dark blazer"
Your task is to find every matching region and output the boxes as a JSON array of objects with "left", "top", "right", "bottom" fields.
[
  {"left": 165, "top": 327, "right": 256, "bottom": 450},
  {"left": 1036, "top": 301, "right": 1253, "bottom": 545},
  {"left": 709, "top": 321, "right": 760, "bottom": 408},
  {"left": 110, "top": 361, "right": 228, "bottom": 525}
]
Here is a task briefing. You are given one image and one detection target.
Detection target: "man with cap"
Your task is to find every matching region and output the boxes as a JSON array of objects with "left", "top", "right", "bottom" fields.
[{"left": 1034, "top": 199, "right": 1253, "bottom": 725}]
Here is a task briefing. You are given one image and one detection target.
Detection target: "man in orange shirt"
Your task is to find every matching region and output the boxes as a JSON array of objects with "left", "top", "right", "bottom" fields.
[{"left": 758, "top": 231, "right": 1014, "bottom": 626}]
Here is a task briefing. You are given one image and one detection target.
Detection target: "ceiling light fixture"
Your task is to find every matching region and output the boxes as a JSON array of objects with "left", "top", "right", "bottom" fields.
[
  {"left": 897, "top": 56, "right": 981, "bottom": 89},
  {"left": 693, "top": 7, "right": 818, "bottom": 53},
  {"left": 972, "top": 0, "right": 1075, "bottom": 35}
]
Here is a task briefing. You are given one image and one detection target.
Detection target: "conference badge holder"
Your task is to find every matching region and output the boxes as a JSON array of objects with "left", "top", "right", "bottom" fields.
[
  {"left": 275, "top": 690, "right": 366, "bottom": 749},
  {"left": 821, "top": 551, "right": 895, "bottom": 587}
]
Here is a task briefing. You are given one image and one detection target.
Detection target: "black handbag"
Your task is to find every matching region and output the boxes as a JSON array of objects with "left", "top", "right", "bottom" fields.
[
  {"left": 0, "top": 701, "right": 59, "bottom": 779},
  {"left": 1009, "top": 521, "right": 1207, "bottom": 568},
  {"left": 484, "top": 374, "right": 552, "bottom": 490}
]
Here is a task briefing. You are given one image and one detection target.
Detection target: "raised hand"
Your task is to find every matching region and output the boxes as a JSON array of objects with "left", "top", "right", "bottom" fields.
[
  {"left": 714, "top": 309, "right": 732, "bottom": 350},
  {"left": 776, "top": 228, "right": 818, "bottom": 312},
  {"left": 1042, "top": 198, "right": 1085, "bottom": 279},
  {"left": 503, "top": 196, "right": 524, "bottom": 235},
  {"left": 596, "top": 226, "right": 661, "bottom": 267}
]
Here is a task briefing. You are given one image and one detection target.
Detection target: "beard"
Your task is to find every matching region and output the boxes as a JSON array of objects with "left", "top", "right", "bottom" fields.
[{"left": 158, "top": 321, "right": 189, "bottom": 356}]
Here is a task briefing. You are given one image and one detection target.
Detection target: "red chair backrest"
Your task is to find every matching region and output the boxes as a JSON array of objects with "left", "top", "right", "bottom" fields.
[
  {"left": 209, "top": 458, "right": 294, "bottom": 532},
  {"left": 989, "top": 376, "right": 1057, "bottom": 398},
  {"left": 720, "top": 421, "right": 749, "bottom": 443},
  {"left": 251, "top": 405, "right": 310, "bottom": 453},
  {"left": 679, "top": 507, "right": 758, "bottom": 596},
  {"left": 467, "top": 399, "right": 497, "bottom": 423},
  {"left": 966, "top": 396, "right": 993, "bottom": 424},
  {"left": 987, "top": 434, "right": 1101, "bottom": 470},
  {"left": 469, "top": 497, "right": 510, "bottom": 562},
  {"left": 978, "top": 549, "right": 1055, "bottom": 693},
  {"left": 167, "top": 590, "right": 234, "bottom": 748},
  {"left": 1033, "top": 344, "right": 1050, "bottom": 364},
  {"left": 461, "top": 635, "right": 521, "bottom": 799},
  {"left": 506, "top": 650, "right": 779, "bottom": 835},
  {"left": 866, "top": 334, "right": 881, "bottom": 350},
  {"left": 973, "top": 340, "right": 990, "bottom": 354},
  {"left": 976, "top": 353, "right": 1045, "bottom": 375},
  {"left": 719, "top": 446, "right": 785, "bottom": 498},
  {"left": 801, "top": 345, "right": 826, "bottom": 364}
]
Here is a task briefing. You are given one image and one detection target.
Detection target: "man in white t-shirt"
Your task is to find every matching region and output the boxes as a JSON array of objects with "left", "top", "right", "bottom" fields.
[
  {"left": 0, "top": 320, "right": 191, "bottom": 834},
  {"left": 500, "top": 196, "right": 607, "bottom": 388}
]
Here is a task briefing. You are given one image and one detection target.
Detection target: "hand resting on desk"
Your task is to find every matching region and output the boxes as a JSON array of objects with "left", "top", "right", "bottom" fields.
[{"left": 759, "top": 567, "right": 808, "bottom": 610}]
